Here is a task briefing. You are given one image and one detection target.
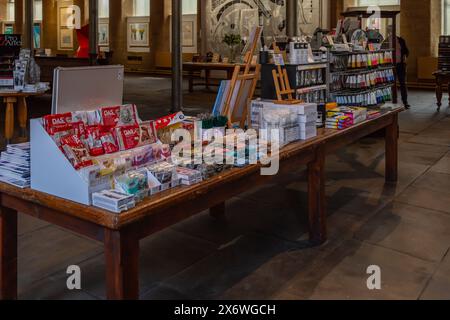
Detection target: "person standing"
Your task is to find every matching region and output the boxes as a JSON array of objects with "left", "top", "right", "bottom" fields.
[{"left": 396, "top": 36, "right": 410, "bottom": 109}]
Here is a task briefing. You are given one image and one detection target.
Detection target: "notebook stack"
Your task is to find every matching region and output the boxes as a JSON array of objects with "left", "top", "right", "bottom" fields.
[{"left": 0, "top": 142, "right": 31, "bottom": 188}]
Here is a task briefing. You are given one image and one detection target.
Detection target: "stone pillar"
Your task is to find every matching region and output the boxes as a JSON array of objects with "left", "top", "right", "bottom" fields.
[
  {"left": 23, "top": 0, "right": 33, "bottom": 49},
  {"left": 109, "top": 0, "right": 125, "bottom": 65},
  {"left": 171, "top": 0, "right": 183, "bottom": 112},
  {"left": 42, "top": 0, "right": 57, "bottom": 52},
  {"left": 89, "top": 0, "right": 98, "bottom": 63},
  {"left": 400, "top": 0, "right": 432, "bottom": 80},
  {"left": 286, "top": 0, "right": 298, "bottom": 38},
  {"left": 14, "top": 0, "right": 24, "bottom": 35}
]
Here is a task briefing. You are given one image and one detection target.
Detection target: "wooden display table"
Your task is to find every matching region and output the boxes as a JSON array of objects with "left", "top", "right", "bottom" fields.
[
  {"left": 0, "top": 108, "right": 402, "bottom": 300},
  {"left": 183, "top": 62, "right": 250, "bottom": 92},
  {"left": 0, "top": 91, "right": 47, "bottom": 144},
  {"left": 433, "top": 70, "right": 450, "bottom": 111}
]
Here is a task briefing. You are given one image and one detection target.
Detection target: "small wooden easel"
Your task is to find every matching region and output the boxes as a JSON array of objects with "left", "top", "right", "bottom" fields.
[
  {"left": 271, "top": 43, "right": 301, "bottom": 105},
  {"left": 221, "top": 27, "right": 263, "bottom": 128}
]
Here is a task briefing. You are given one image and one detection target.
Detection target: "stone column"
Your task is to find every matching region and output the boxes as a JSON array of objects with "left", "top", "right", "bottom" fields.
[
  {"left": 14, "top": 0, "right": 24, "bottom": 35},
  {"left": 89, "top": 0, "right": 98, "bottom": 64},
  {"left": 286, "top": 0, "right": 298, "bottom": 39},
  {"left": 171, "top": 0, "right": 183, "bottom": 112},
  {"left": 400, "top": 0, "right": 432, "bottom": 80},
  {"left": 42, "top": 0, "right": 57, "bottom": 52},
  {"left": 23, "top": 0, "right": 33, "bottom": 49},
  {"left": 109, "top": 0, "right": 125, "bottom": 65}
]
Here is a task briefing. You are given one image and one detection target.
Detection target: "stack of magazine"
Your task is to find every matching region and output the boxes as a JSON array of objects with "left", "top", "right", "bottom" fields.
[{"left": 0, "top": 143, "right": 31, "bottom": 188}]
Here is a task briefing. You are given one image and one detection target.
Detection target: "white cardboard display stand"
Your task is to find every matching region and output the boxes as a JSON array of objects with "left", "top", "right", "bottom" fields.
[{"left": 31, "top": 65, "right": 125, "bottom": 205}]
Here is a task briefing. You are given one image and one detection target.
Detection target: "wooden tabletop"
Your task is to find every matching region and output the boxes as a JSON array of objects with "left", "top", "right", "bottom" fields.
[
  {"left": 0, "top": 107, "right": 403, "bottom": 230},
  {"left": 0, "top": 91, "right": 47, "bottom": 98}
]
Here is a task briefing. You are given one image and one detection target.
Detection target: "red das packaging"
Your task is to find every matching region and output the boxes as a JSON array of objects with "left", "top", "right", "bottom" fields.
[
  {"left": 115, "top": 125, "right": 141, "bottom": 150},
  {"left": 60, "top": 134, "right": 93, "bottom": 170},
  {"left": 43, "top": 113, "right": 73, "bottom": 135},
  {"left": 100, "top": 132, "right": 120, "bottom": 154},
  {"left": 100, "top": 106, "right": 121, "bottom": 127},
  {"left": 100, "top": 104, "right": 139, "bottom": 127},
  {"left": 115, "top": 121, "right": 157, "bottom": 151}
]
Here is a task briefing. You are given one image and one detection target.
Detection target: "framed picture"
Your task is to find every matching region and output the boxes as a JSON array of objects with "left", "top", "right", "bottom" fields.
[
  {"left": 127, "top": 17, "right": 150, "bottom": 52},
  {"left": 170, "top": 14, "right": 198, "bottom": 54},
  {"left": 182, "top": 21, "right": 195, "bottom": 47},
  {"left": 128, "top": 20, "right": 149, "bottom": 47},
  {"left": 98, "top": 19, "right": 109, "bottom": 46},
  {"left": 33, "top": 23, "right": 42, "bottom": 49},
  {"left": 59, "top": 7, "right": 73, "bottom": 28},
  {"left": 59, "top": 28, "right": 74, "bottom": 49},
  {"left": 4, "top": 24, "right": 14, "bottom": 35}
]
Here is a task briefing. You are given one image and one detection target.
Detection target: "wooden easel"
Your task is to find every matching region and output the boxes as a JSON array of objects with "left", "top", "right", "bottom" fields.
[
  {"left": 221, "top": 27, "right": 262, "bottom": 128},
  {"left": 271, "top": 43, "right": 301, "bottom": 105}
]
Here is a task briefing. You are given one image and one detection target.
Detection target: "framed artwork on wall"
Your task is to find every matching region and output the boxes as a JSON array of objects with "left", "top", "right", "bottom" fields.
[
  {"left": 59, "top": 28, "right": 74, "bottom": 49},
  {"left": 127, "top": 17, "right": 150, "bottom": 52},
  {"left": 3, "top": 23, "right": 14, "bottom": 35},
  {"left": 170, "top": 14, "right": 198, "bottom": 54},
  {"left": 182, "top": 20, "right": 195, "bottom": 47},
  {"left": 33, "top": 23, "right": 42, "bottom": 49},
  {"left": 98, "top": 18, "right": 109, "bottom": 46}
]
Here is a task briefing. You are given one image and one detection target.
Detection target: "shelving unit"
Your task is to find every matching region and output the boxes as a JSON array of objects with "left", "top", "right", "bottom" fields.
[
  {"left": 260, "top": 61, "right": 330, "bottom": 104},
  {"left": 329, "top": 49, "right": 396, "bottom": 107}
]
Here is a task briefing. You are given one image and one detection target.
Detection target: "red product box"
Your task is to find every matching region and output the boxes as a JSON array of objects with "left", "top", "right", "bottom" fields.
[
  {"left": 100, "top": 106, "right": 121, "bottom": 127},
  {"left": 43, "top": 113, "right": 73, "bottom": 135},
  {"left": 115, "top": 125, "right": 141, "bottom": 151}
]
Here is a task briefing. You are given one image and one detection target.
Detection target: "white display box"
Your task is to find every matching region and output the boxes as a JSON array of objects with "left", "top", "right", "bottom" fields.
[{"left": 30, "top": 119, "right": 111, "bottom": 205}]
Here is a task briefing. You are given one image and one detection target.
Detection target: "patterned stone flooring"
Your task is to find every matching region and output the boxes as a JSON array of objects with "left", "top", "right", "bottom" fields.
[{"left": 1, "top": 75, "right": 450, "bottom": 300}]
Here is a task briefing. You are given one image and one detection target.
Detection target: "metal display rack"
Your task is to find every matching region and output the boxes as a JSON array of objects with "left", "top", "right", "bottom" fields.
[{"left": 329, "top": 49, "right": 396, "bottom": 107}]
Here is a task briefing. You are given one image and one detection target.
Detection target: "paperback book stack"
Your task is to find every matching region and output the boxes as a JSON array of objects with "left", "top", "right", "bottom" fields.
[{"left": 0, "top": 142, "right": 31, "bottom": 188}]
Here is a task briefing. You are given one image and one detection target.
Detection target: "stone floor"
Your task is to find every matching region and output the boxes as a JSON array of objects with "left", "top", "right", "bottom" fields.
[{"left": 1, "top": 74, "right": 450, "bottom": 300}]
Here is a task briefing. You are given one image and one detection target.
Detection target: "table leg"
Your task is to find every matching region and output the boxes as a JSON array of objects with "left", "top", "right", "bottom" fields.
[
  {"left": 17, "top": 97, "right": 28, "bottom": 138},
  {"left": 385, "top": 114, "right": 399, "bottom": 183},
  {"left": 210, "top": 202, "right": 226, "bottom": 219},
  {"left": 0, "top": 204, "right": 18, "bottom": 300},
  {"left": 205, "top": 70, "right": 210, "bottom": 91},
  {"left": 189, "top": 70, "right": 194, "bottom": 93},
  {"left": 4, "top": 97, "right": 16, "bottom": 145},
  {"left": 307, "top": 146, "right": 327, "bottom": 245},
  {"left": 436, "top": 77, "right": 443, "bottom": 111},
  {"left": 104, "top": 229, "right": 139, "bottom": 300}
]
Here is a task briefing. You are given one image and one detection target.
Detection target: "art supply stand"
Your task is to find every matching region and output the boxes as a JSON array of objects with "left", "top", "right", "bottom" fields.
[{"left": 221, "top": 27, "right": 262, "bottom": 128}]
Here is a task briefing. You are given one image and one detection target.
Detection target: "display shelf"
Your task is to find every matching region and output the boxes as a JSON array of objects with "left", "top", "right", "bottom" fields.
[
  {"left": 261, "top": 63, "right": 330, "bottom": 103},
  {"left": 330, "top": 64, "right": 395, "bottom": 75},
  {"left": 331, "top": 82, "right": 395, "bottom": 95}
]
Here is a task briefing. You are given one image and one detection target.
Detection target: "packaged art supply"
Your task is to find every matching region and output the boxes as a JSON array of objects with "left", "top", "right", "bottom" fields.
[
  {"left": 100, "top": 132, "right": 119, "bottom": 154},
  {"left": 118, "top": 104, "right": 139, "bottom": 126},
  {"left": 60, "top": 134, "right": 93, "bottom": 170},
  {"left": 139, "top": 121, "right": 158, "bottom": 145},
  {"left": 131, "top": 145, "right": 154, "bottom": 167},
  {"left": 114, "top": 170, "right": 148, "bottom": 197},
  {"left": 86, "top": 126, "right": 105, "bottom": 157},
  {"left": 100, "top": 106, "right": 121, "bottom": 127},
  {"left": 72, "top": 111, "right": 88, "bottom": 124},
  {"left": 92, "top": 190, "right": 136, "bottom": 213},
  {"left": 86, "top": 110, "right": 102, "bottom": 126},
  {"left": 43, "top": 113, "right": 73, "bottom": 135},
  {"left": 115, "top": 125, "right": 141, "bottom": 150}
]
